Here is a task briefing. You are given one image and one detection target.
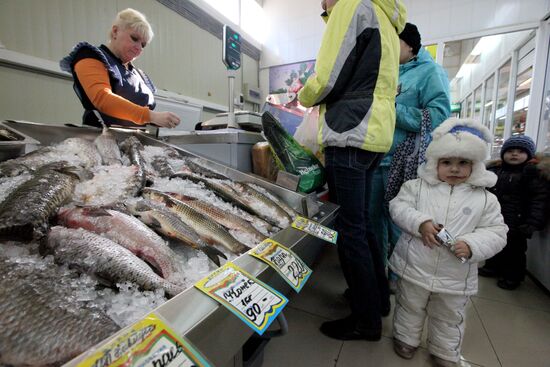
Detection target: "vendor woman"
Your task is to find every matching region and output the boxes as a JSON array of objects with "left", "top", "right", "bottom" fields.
[{"left": 60, "top": 8, "right": 180, "bottom": 129}]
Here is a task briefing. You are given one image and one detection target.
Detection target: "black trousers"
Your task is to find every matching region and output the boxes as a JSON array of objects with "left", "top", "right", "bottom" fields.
[{"left": 485, "top": 231, "right": 527, "bottom": 282}]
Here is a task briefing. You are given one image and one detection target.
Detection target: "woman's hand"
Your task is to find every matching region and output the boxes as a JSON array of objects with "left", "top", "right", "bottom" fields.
[
  {"left": 149, "top": 111, "right": 181, "bottom": 128},
  {"left": 419, "top": 220, "right": 439, "bottom": 248}
]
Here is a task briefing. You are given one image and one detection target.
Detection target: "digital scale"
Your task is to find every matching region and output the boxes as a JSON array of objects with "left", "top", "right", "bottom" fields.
[{"left": 198, "top": 25, "right": 263, "bottom": 132}]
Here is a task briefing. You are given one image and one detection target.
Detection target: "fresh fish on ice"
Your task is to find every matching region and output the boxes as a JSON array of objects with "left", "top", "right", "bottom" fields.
[
  {"left": 183, "top": 157, "right": 229, "bottom": 179},
  {"left": 151, "top": 155, "right": 175, "bottom": 177},
  {"left": 0, "top": 257, "right": 119, "bottom": 366},
  {"left": 44, "top": 226, "right": 184, "bottom": 297},
  {"left": 94, "top": 127, "right": 122, "bottom": 165},
  {"left": 120, "top": 135, "right": 148, "bottom": 194},
  {"left": 143, "top": 188, "right": 249, "bottom": 255},
  {"left": 168, "top": 192, "right": 267, "bottom": 244},
  {"left": 57, "top": 206, "right": 186, "bottom": 285},
  {"left": 0, "top": 163, "right": 79, "bottom": 241},
  {"left": 126, "top": 199, "right": 227, "bottom": 266}
]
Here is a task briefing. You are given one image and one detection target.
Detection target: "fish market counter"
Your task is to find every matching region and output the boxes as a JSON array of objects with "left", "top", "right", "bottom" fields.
[
  {"left": 1, "top": 120, "right": 337, "bottom": 367},
  {"left": 156, "top": 128, "right": 265, "bottom": 173}
]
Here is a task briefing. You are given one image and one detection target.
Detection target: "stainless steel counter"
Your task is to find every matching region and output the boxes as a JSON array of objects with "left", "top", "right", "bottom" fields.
[{"left": 1, "top": 120, "right": 337, "bottom": 367}]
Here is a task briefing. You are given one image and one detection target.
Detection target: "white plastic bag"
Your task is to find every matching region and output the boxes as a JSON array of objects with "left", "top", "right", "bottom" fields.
[{"left": 293, "top": 106, "right": 320, "bottom": 155}]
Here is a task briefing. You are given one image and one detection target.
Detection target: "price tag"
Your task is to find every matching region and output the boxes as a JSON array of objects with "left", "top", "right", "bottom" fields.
[
  {"left": 292, "top": 216, "right": 338, "bottom": 244},
  {"left": 77, "top": 313, "right": 211, "bottom": 367},
  {"left": 195, "top": 262, "right": 288, "bottom": 335},
  {"left": 249, "top": 239, "right": 312, "bottom": 292}
]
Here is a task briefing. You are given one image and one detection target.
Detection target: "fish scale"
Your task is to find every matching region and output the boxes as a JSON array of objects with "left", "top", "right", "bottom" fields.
[
  {"left": 57, "top": 206, "right": 186, "bottom": 286},
  {"left": 0, "top": 164, "right": 78, "bottom": 241},
  {"left": 45, "top": 226, "right": 184, "bottom": 297},
  {"left": 0, "top": 258, "right": 119, "bottom": 366}
]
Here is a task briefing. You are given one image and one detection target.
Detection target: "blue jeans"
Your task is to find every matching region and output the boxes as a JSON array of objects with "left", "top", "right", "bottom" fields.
[{"left": 325, "top": 146, "right": 389, "bottom": 331}]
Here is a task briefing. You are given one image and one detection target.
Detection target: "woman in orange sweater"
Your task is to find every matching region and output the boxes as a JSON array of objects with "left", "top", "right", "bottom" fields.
[{"left": 60, "top": 8, "right": 180, "bottom": 129}]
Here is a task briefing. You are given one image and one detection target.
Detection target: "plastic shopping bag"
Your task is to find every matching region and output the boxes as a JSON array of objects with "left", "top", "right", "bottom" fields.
[
  {"left": 293, "top": 106, "right": 320, "bottom": 156},
  {"left": 261, "top": 111, "right": 325, "bottom": 193}
]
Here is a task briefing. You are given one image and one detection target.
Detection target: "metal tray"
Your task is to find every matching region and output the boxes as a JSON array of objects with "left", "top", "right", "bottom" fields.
[{"left": 0, "top": 121, "right": 41, "bottom": 162}]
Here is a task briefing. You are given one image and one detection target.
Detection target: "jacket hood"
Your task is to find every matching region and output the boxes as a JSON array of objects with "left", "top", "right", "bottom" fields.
[
  {"left": 400, "top": 47, "right": 433, "bottom": 73},
  {"left": 373, "top": 0, "right": 407, "bottom": 33}
]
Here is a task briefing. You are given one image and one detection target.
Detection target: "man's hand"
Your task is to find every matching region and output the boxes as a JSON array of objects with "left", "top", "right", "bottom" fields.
[
  {"left": 419, "top": 220, "right": 439, "bottom": 248},
  {"left": 149, "top": 111, "right": 181, "bottom": 128}
]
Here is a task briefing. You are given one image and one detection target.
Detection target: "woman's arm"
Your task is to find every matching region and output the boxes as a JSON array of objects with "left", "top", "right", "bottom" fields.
[{"left": 74, "top": 58, "right": 151, "bottom": 124}]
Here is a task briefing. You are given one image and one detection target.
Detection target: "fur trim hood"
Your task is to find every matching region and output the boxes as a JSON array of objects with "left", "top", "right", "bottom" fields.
[
  {"left": 487, "top": 153, "right": 550, "bottom": 181},
  {"left": 418, "top": 118, "right": 497, "bottom": 187}
]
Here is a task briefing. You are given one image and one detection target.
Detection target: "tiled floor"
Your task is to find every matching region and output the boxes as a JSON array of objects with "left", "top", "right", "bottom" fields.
[{"left": 262, "top": 245, "right": 550, "bottom": 367}]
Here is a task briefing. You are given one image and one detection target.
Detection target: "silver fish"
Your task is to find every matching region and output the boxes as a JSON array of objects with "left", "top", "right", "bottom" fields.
[
  {"left": 120, "top": 136, "right": 148, "bottom": 193},
  {"left": 126, "top": 200, "right": 227, "bottom": 266},
  {"left": 168, "top": 192, "right": 267, "bottom": 244},
  {"left": 0, "top": 258, "right": 119, "bottom": 366},
  {"left": 245, "top": 182, "right": 300, "bottom": 220},
  {"left": 0, "top": 163, "right": 79, "bottom": 241},
  {"left": 151, "top": 155, "right": 175, "bottom": 177},
  {"left": 142, "top": 188, "right": 249, "bottom": 255},
  {"left": 94, "top": 127, "right": 122, "bottom": 165},
  {"left": 44, "top": 226, "right": 184, "bottom": 297},
  {"left": 184, "top": 157, "right": 228, "bottom": 179},
  {"left": 57, "top": 206, "right": 186, "bottom": 285}
]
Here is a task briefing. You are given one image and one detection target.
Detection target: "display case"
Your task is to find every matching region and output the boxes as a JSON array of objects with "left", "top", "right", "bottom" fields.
[{"left": 1, "top": 120, "right": 337, "bottom": 367}]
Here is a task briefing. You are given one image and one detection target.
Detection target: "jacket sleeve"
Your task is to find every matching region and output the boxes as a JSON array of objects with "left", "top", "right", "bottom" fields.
[
  {"left": 458, "top": 192, "right": 508, "bottom": 263},
  {"left": 298, "top": 1, "right": 367, "bottom": 107},
  {"left": 396, "top": 66, "right": 451, "bottom": 132},
  {"left": 523, "top": 165, "right": 549, "bottom": 232},
  {"left": 389, "top": 179, "right": 433, "bottom": 237}
]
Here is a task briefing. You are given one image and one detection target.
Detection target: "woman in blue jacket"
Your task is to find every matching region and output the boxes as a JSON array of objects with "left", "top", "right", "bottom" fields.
[{"left": 369, "top": 23, "right": 451, "bottom": 284}]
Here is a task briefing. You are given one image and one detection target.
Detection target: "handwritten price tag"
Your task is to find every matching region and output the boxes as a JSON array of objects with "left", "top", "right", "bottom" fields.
[
  {"left": 77, "top": 313, "right": 211, "bottom": 367},
  {"left": 292, "top": 216, "right": 338, "bottom": 244},
  {"left": 195, "top": 263, "right": 288, "bottom": 335},
  {"left": 249, "top": 239, "right": 312, "bottom": 292}
]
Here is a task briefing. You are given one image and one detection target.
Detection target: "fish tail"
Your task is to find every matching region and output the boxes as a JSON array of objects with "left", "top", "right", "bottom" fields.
[{"left": 201, "top": 245, "right": 227, "bottom": 267}]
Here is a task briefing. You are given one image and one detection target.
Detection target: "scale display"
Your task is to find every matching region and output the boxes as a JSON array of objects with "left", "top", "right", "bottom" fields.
[{"left": 223, "top": 25, "right": 241, "bottom": 70}]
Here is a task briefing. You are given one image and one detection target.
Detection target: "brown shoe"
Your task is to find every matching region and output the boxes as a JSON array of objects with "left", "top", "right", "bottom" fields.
[
  {"left": 431, "top": 355, "right": 457, "bottom": 367},
  {"left": 393, "top": 338, "right": 417, "bottom": 359}
]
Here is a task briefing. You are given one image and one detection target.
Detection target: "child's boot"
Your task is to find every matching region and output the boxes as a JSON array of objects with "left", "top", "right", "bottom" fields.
[{"left": 393, "top": 338, "right": 417, "bottom": 359}]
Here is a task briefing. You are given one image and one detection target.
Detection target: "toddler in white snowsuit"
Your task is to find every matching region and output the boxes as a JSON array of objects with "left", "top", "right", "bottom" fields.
[{"left": 388, "top": 118, "right": 507, "bottom": 366}]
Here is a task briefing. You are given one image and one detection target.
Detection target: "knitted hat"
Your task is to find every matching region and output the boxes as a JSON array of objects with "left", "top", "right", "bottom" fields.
[
  {"left": 418, "top": 118, "right": 497, "bottom": 187},
  {"left": 501, "top": 135, "right": 536, "bottom": 160},
  {"left": 399, "top": 23, "right": 422, "bottom": 55}
]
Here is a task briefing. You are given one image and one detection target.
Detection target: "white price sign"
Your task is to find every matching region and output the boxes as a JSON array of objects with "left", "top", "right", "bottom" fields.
[
  {"left": 195, "top": 263, "right": 287, "bottom": 334},
  {"left": 249, "top": 239, "right": 312, "bottom": 292},
  {"left": 292, "top": 216, "right": 338, "bottom": 244}
]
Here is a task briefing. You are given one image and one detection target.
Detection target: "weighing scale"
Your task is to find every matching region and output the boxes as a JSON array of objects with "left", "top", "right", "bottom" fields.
[{"left": 199, "top": 25, "right": 263, "bottom": 132}]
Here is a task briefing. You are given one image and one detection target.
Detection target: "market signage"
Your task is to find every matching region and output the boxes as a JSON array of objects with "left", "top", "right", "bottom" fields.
[
  {"left": 77, "top": 313, "right": 211, "bottom": 367},
  {"left": 292, "top": 216, "right": 338, "bottom": 244},
  {"left": 195, "top": 262, "right": 288, "bottom": 335},
  {"left": 249, "top": 238, "right": 312, "bottom": 292}
]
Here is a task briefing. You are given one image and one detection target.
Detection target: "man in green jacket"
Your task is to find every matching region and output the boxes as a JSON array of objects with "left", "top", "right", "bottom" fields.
[{"left": 298, "top": 0, "right": 407, "bottom": 340}]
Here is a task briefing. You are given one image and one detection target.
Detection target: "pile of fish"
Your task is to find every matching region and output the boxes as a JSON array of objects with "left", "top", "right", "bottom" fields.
[{"left": 0, "top": 126, "right": 300, "bottom": 366}]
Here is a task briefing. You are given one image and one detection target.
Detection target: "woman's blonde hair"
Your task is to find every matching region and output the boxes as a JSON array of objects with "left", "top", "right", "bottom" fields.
[{"left": 111, "top": 8, "right": 154, "bottom": 43}]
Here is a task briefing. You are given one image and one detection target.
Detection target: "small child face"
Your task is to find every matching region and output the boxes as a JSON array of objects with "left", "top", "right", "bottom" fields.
[
  {"left": 502, "top": 148, "right": 529, "bottom": 165},
  {"left": 437, "top": 157, "right": 473, "bottom": 185}
]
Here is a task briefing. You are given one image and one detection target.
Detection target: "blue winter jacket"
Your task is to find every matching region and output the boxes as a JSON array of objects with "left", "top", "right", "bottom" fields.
[{"left": 380, "top": 47, "right": 450, "bottom": 166}]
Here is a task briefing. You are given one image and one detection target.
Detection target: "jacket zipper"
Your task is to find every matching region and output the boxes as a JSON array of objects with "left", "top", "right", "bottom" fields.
[{"left": 434, "top": 185, "right": 454, "bottom": 285}]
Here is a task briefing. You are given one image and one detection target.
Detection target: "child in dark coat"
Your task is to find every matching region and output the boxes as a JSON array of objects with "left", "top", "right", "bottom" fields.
[{"left": 479, "top": 135, "right": 549, "bottom": 290}]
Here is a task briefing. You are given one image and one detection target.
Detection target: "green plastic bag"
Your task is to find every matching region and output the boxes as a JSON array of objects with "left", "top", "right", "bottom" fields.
[{"left": 261, "top": 111, "right": 325, "bottom": 193}]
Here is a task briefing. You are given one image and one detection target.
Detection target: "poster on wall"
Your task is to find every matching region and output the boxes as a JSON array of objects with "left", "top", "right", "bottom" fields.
[{"left": 264, "top": 60, "right": 315, "bottom": 135}]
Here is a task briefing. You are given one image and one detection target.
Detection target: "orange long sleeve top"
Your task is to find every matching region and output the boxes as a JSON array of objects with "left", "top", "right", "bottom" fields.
[{"left": 74, "top": 58, "right": 151, "bottom": 125}]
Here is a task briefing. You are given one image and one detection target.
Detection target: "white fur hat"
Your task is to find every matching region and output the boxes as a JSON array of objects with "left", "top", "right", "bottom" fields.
[
  {"left": 418, "top": 118, "right": 497, "bottom": 187},
  {"left": 426, "top": 118, "right": 492, "bottom": 163}
]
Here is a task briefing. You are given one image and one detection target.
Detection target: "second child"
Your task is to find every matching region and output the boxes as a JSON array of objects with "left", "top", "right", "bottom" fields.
[{"left": 388, "top": 118, "right": 508, "bottom": 366}]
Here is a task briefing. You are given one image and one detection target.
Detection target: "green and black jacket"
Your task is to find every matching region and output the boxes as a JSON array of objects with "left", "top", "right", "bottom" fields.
[{"left": 298, "top": 0, "right": 407, "bottom": 153}]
